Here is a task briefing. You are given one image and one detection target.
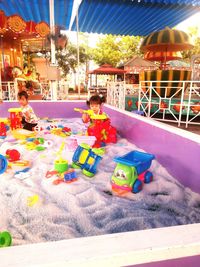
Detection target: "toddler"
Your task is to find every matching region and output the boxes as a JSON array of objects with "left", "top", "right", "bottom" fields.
[
  {"left": 78, "top": 95, "right": 117, "bottom": 147},
  {"left": 18, "top": 90, "right": 38, "bottom": 131}
]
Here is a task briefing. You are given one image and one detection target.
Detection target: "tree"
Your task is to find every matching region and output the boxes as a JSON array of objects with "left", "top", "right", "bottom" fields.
[
  {"left": 92, "top": 34, "right": 142, "bottom": 67},
  {"left": 181, "top": 26, "right": 200, "bottom": 60},
  {"left": 56, "top": 42, "right": 90, "bottom": 77}
]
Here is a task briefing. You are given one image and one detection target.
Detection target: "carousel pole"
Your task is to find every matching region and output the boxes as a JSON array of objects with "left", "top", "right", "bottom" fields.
[
  {"left": 49, "top": 0, "right": 57, "bottom": 100},
  {"left": 76, "top": 5, "right": 80, "bottom": 99},
  {"left": 49, "top": 0, "right": 56, "bottom": 65}
]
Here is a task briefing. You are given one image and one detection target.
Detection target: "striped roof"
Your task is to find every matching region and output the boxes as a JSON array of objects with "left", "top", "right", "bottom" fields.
[
  {"left": 140, "top": 27, "right": 194, "bottom": 52},
  {"left": 0, "top": 1, "right": 199, "bottom": 35}
]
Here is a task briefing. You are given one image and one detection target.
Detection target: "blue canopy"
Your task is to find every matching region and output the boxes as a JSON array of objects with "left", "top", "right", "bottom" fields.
[
  {"left": 0, "top": 0, "right": 200, "bottom": 35},
  {"left": 0, "top": 0, "right": 74, "bottom": 29},
  {"left": 71, "top": 0, "right": 200, "bottom": 35}
]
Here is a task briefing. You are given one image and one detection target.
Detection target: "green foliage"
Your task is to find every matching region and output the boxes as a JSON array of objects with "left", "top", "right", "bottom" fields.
[
  {"left": 92, "top": 34, "right": 142, "bottom": 67},
  {"left": 56, "top": 42, "right": 90, "bottom": 76},
  {"left": 181, "top": 26, "right": 200, "bottom": 60}
]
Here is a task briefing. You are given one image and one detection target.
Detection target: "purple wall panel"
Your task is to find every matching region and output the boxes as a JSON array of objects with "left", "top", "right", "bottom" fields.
[
  {"left": 104, "top": 106, "right": 200, "bottom": 193},
  {"left": 0, "top": 101, "right": 87, "bottom": 118},
  {"left": 125, "top": 255, "right": 200, "bottom": 267}
]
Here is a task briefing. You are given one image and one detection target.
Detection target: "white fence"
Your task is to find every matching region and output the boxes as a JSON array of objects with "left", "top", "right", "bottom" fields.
[
  {"left": 0, "top": 81, "right": 70, "bottom": 101},
  {"left": 106, "top": 80, "right": 200, "bottom": 128},
  {"left": 139, "top": 81, "right": 200, "bottom": 127}
]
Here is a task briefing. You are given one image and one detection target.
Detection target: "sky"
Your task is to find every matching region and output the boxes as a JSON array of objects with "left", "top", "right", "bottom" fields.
[{"left": 176, "top": 12, "right": 200, "bottom": 36}]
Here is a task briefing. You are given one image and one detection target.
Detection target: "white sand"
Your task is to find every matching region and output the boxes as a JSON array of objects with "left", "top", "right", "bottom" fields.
[{"left": 0, "top": 118, "right": 200, "bottom": 246}]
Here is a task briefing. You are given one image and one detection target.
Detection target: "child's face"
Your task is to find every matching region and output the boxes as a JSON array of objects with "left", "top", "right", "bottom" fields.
[
  {"left": 90, "top": 103, "right": 100, "bottom": 114},
  {"left": 18, "top": 96, "right": 28, "bottom": 107}
]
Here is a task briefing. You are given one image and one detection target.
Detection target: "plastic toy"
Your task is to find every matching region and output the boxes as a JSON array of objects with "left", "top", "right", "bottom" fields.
[
  {"left": 74, "top": 108, "right": 117, "bottom": 148},
  {"left": 0, "top": 119, "right": 8, "bottom": 139},
  {"left": 46, "top": 170, "right": 58, "bottom": 178},
  {"left": 8, "top": 160, "right": 30, "bottom": 167},
  {"left": 53, "top": 169, "right": 78, "bottom": 185},
  {"left": 50, "top": 126, "right": 71, "bottom": 137},
  {"left": 0, "top": 154, "right": 8, "bottom": 174},
  {"left": 66, "top": 135, "right": 96, "bottom": 151},
  {"left": 6, "top": 149, "right": 21, "bottom": 162},
  {"left": 72, "top": 143, "right": 104, "bottom": 177},
  {"left": 14, "top": 172, "right": 30, "bottom": 179},
  {"left": 27, "top": 195, "right": 39, "bottom": 207},
  {"left": 14, "top": 167, "right": 31, "bottom": 179},
  {"left": 63, "top": 169, "right": 77, "bottom": 182},
  {"left": 11, "top": 128, "right": 36, "bottom": 140},
  {"left": 8, "top": 108, "right": 22, "bottom": 130},
  {"left": 25, "top": 138, "right": 47, "bottom": 151},
  {"left": 74, "top": 108, "right": 107, "bottom": 120},
  {"left": 111, "top": 150, "right": 155, "bottom": 195},
  {"left": 0, "top": 231, "right": 12, "bottom": 247},
  {"left": 54, "top": 142, "right": 68, "bottom": 173},
  {"left": 87, "top": 118, "right": 117, "bottom": 148}
]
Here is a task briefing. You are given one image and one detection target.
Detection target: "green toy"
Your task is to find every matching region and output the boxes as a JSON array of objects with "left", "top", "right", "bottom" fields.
[
  {"left": 0, "top": 231, "right": 12, "bottom": 247},
  {"left": 54, "top": 142, "right": 68, "bottom": 173}
]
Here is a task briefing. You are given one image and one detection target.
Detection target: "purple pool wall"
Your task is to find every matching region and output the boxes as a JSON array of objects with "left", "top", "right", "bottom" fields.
[
  {"left": 126, "top": 255, "right": 200, "bottom": 267},
  {"left": 1, "top": 101, "right": 200, "bottom": 193},
  {"left": 0, "top": 101, "right": 87, "bottom": 118}
]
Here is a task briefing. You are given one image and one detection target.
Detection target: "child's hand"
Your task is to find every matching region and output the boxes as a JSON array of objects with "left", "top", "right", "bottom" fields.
[
  {"left": 0, "top": 99, "right": 3, "bottom": 104},
  {"left": 78, "top": 108, "right": 84, "bottom": 114},
  {"left": 82, "top": 113, "right": 90, "bottom": 123},
  {"left": 25, "top": 111, "right": 30, "bottom": 119}
]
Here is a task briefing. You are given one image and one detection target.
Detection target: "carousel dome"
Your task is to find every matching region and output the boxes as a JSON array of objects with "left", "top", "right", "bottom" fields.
[{"left": 140, "top": 27, "right": 194, "bottom": 52}]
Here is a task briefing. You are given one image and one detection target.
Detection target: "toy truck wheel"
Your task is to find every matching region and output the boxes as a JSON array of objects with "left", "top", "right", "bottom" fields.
[
  {"left": 144, "top": 171, "right": 153, "bottom": 184},
  {"left": 132, "top": 179, "right": 142, "bottom": 194},
  {"left": 82, "top": 169, "right": 94, "bottom": 178}
]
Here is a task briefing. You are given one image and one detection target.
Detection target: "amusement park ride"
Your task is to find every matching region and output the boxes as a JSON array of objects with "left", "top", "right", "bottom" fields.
[{"left": 0, "top": 10, "right": 64, "bottom": 100}]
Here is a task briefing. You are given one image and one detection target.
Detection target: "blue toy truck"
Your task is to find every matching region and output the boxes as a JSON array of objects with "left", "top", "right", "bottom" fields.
[
  {"left": 72, "top": 143, "right": 104, "bottom": 177},
  {"left": 111, "top": 150, "right": 155, "bottom": 194}
]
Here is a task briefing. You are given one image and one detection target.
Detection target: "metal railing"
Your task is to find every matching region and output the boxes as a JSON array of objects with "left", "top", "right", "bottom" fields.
[
  {"left": 105, "top": 80, "right": 200, "bottom": 127},
  {"left": 0, "top": 81, "right": 70, "bottom": 101},
  {"left": 138, "top": 81, "right": 200, "bottom": 127}
]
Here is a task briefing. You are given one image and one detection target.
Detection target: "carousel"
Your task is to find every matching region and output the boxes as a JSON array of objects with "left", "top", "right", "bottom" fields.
[
  {"left": 125, "top": 27, "right": 200, "bottom": 126},
  {"left": 0, "top": 10, "right": 57, "bottom": 100},
  {"left": 140, "top": 27, "right": 193, "bottom": 97}
]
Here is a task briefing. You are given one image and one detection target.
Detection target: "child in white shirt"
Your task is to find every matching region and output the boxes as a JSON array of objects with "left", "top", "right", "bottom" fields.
[{"left": 18, "top": 91, "right": 38, "bottom": 131}]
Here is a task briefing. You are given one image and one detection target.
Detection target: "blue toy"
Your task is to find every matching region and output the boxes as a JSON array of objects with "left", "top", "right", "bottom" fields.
[
  {"left": 0, "top": 154, "right": 8, "bottom": 175},
  {"left": 63, "top": 169, "right": 77, "bottom": 182},
  {"left": 111, "top": 150, "right": 155, "bottom": 194},
  {"left": 72, "top": 143, "right": 104, "bottom": 177}
]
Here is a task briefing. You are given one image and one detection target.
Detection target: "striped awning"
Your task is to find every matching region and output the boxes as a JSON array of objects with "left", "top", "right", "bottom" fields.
[
  {"left": 71, "top": 0, "right": 200, "bottom": 36},
  {"left": 140, "top": 27, "right": 194, "bottom": 52},
  {"left": 0, "top": 1, "right": 200, "bottom": 36},
  {"left": 144, "top": 51, "right": 182, "bottom": 62},
  {"left": 0, "top": 0, "right": 74, "bottom": 30}
]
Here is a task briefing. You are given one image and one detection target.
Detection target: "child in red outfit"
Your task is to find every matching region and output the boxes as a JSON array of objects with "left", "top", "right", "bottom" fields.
[{"left": 79, "top": 95, "right": 117, "bottom": 147}]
